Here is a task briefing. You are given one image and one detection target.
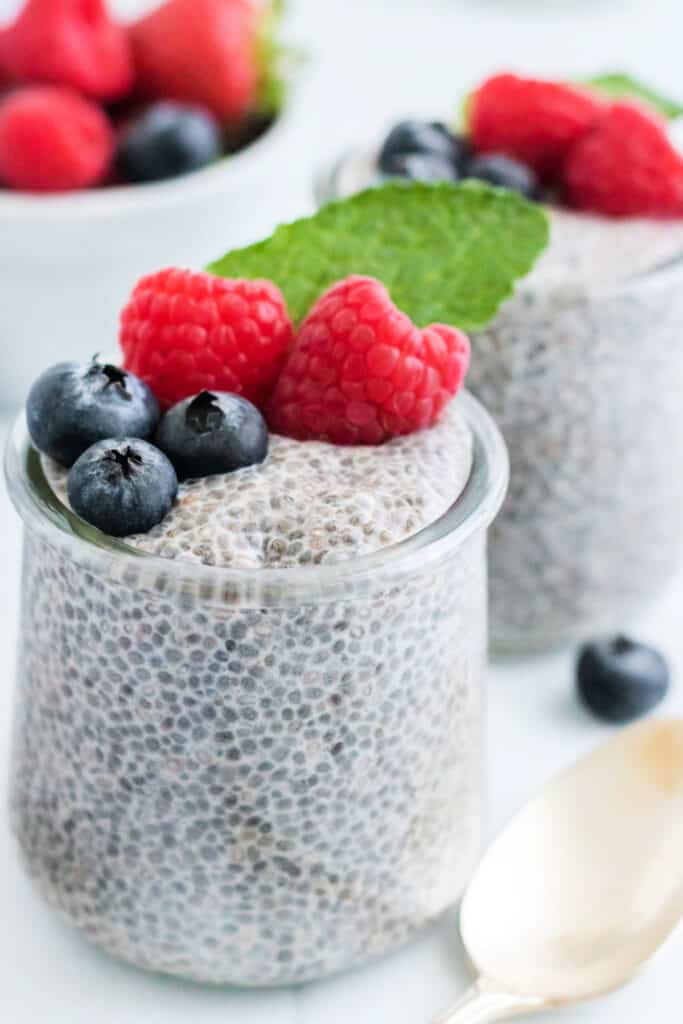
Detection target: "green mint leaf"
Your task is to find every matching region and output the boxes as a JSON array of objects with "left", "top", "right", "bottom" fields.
[
  {"left": 585, "top": 72, "right": 683, "bottom": 119},
  {"left": 208, "top": 181, "right": 549, "bottom": 332}
]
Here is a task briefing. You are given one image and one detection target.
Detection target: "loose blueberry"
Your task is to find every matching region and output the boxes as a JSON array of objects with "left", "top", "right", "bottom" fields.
[
  {"left": 378, "top": 120, "right": 465, "bottom": 174},
  {"left": 155, "top": 391, "right": 269, "bottom": 481},
  {"left": 27, "top": 359, "right": 160, "bottom": 467},
  {"left": 68, "top": 439, "right": 178, "bottom": 537},
  {"left": 464, "top": 153, "right": 539, "bottom": 200},
  {"left": 576, "top": 635, "right": 670, "bottom": 724},
  {"left": 116, "top": 102, "right": 222, "bottom": 184},
  {"left": 382, "top": 152, "right": 458, "bottom": 183}
]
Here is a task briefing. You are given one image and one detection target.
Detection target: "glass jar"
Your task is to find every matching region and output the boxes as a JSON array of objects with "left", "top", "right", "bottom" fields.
[
  {"left": 5, "top": 392, "right": 507, "bottom": 987},
  {"left": 469, "top": 258, "right": 683, "bottom": 652},
  {"left": 317, "top": 150, "right": 683, "bottom": 653}
]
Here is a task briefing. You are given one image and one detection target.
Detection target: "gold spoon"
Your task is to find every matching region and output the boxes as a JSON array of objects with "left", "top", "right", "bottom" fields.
[{"left": 435, "top": 718, "right": 683, "bottom": 1023}]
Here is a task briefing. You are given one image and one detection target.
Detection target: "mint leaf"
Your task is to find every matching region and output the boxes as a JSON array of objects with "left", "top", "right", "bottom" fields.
[
  {"left": 208, "top": 181, "right": 549, "bottom": 331},
  {"left": 585, "top": 73, "right": 683, "bottom": 120}
]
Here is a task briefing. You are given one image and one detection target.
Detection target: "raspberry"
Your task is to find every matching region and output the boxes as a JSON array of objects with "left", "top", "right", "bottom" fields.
[
  {"left": 129, "top": 0, "right": 258, "bottom": 124},
  {"left": 268, "top": 276, "right": 470, "bottom": 445},
  {"left": 470, "top": 73, "right": 604, "bottom": 180},
  {"left": 564, "top": 102, "right": 683, "bottom": 217},
  {"left": 0, "top": 86, "right": 114, "bottom": 192},
  {"left": 120, "top": 269, "right": 293, "bottom": 410},
  {"left": 0, "top": 0, "right": 134, "bottom": 102}
]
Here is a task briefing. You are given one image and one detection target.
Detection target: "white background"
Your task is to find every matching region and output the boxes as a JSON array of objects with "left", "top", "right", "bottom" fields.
[{"left": 2, "top": 0, "right": 683, "bottom": 1020}]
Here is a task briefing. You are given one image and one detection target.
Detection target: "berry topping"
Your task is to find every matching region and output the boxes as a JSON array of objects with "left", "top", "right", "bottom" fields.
[
  {"left": 129, "top": 0, "right": 259, "bottom": 123},
  {"left": 469, "top": 73, "right": 604, "bottom": 180},
  {"left": 577, "top": 635, "right": 670, "bottom": 724},
  {"left": 155, "top": 390, "right": 268, "bottom": 480},
  {"left": 564, "top": 102, "right": 683, "bottom": 217},
  {"left": 0, "top": 0, "right": 133, "bottom": 101},
  {"left": 67, "top": 438, "right": 177, "bottom": 537},
  {"left": 382, "top": 152, "right": 458, "bottom": 183},
  {"left": 268, "top": 275, "right": 470, "bottom": 445},
  {"left": 378, "top": 120, "right": 468, "bottom": 175},
  {"left": 119, "top": 269, "right": 293, "bottom": 410},
  {"left": 0, "top": 86, "right": 114, "bottom": 192},
  {"left": 464, "top": 153, "right": 539, "bottom": 200},
  {"left": 115, "top": 102, "right": 222, "bottom": 184},
  {"left": 27, "top": 358, "right": 160, "bottom": 467}
]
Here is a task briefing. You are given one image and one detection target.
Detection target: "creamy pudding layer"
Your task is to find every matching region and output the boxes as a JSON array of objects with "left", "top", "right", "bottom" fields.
[
  {"left": 44, "top": 399, "right": 473, "bottom": 567},
  {"left": 525, "top": 208, "right": 683, "bottom": 289}
]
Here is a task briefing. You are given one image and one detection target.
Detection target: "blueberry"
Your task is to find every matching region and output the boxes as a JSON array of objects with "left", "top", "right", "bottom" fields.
[
  {"left": 443, "top": 129, "right": 472, "bottom": 172},
  {"left": 116, "top": 102, "right": 222, "bottom": 184},
  {"left": 576, "top": 635, "right": 670, "bottom": 724},
  {"left": 27, "top": 359, "right": 160, "bottom": 467},
  {"left": 382, "top": 153, "right": 458, "bottom": 183},
  {"left": 155, "top": 391, "right": 269, "bottom": 481},
  {"left": 68, "top": 439, "right": 178, "bottom": 537},
  {"left": 464, "top": 153, "right": 539, "bottom": 200},
  {"left": 378, "top": 120, "right": 466, "bottom": 174}
]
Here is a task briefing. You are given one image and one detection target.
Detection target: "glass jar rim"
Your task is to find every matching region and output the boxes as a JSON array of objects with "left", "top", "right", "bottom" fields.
[{"left": 4, "top": 391, "right": 508, "bottom": 605}]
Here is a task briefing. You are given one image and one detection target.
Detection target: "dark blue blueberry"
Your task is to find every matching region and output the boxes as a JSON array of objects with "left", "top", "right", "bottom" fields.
[
  {"left": 27, "top": 359, "right": 160, "bottom": 467},
  {"left": 155, "top": 391, "right": 268, "bottom": 481},
  {"left": 576, "top": 635, "right": 670, "bottom": 724},
  {"left": 463, "top": 153, "right": 539, "bottom": 200},
  {"left": 116, "top": 102, "right": 222, "bottom": 184},
  {"left": 382, "top": 152, "right": 458, "bottom": 183},
  {"left": 68, "top": 439, "right": 178, "bottom": 537},
  {"left": 378, "top": 120, "right": 466, "bottom": 174}
]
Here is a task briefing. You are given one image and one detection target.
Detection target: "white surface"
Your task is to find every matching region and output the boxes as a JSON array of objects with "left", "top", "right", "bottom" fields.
[{"left": 2, "top": 0, "right": 683, "bottom": 1019}]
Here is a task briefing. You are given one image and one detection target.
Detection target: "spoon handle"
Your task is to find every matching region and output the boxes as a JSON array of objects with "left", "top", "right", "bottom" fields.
[{"left": 433, "top": 978, "right": 545, "bottom": 1024}]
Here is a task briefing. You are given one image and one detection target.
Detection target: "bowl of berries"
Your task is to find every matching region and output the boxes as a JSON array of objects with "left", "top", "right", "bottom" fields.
[{"left": 0, "top": 0, "right": 301, "bottom": 406}]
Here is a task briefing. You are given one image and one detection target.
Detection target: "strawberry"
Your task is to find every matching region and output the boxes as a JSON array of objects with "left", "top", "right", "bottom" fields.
[
  {"left": 564, "top": 102, "right": 683, "bottom": 217},
  {"left": 129, "top": 0, "right": 259, "bottom": 124},
  {"left": 0, "top": 0, "right": 134, "bottom": 102},
  {"left": 268, "top": 276, "right": 471, "bottom": 445},
  {"left": 470, "top": 72, "right": 604, "bottom": 181}
]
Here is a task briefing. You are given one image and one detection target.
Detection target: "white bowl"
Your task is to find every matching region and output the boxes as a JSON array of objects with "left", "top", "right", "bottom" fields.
[{"left": 0, "top": 94, "right": 309, "bottom": 408}]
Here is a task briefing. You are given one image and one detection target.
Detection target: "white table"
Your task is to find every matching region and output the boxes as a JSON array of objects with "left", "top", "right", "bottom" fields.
[{"left": 2, "top": 0, "right": 683, "bottom": 1019}]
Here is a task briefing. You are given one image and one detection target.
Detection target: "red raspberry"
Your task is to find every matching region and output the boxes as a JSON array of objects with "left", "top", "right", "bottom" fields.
[
  {"left": 129, "top": 0, "right": 258, "bottom": 124},
  {"left": 268, "top": 276, "right": 470, "bottom": 445},
  {"left": 564, "top": 102, "right": 683, "bottom": 218},
  {"left": 470, "top": 73, "right": 604, "bottom": 181},
  {"left": 120, "top": 269, "right": 293, "bottom": 410},
  {"left": 0, "top": 0, "right": 134, "bottom": 102},
  {"left": 0, "top": 86, "right": 114, "bottom": 192}
]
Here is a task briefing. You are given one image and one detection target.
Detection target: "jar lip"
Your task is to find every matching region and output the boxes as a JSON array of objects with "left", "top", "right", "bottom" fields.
[{"left": 5, "top": 391, "right": 508, "bottom": 598}]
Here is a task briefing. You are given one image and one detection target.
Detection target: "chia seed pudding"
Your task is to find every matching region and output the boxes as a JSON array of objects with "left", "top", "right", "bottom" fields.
[
  {"left": 5, "top": 392, "right": 508, "bottom": 986},
  {"left": 319, "top": 149, "right": 683, "bottom": 651},
  {"left": 471, "top": 209, "right": 683, "bottom": 651}
]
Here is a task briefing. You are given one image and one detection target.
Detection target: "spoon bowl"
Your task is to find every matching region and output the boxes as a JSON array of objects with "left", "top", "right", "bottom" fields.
[{"left": 436, "top": 719, "right": 683, "bottom": 1022}]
